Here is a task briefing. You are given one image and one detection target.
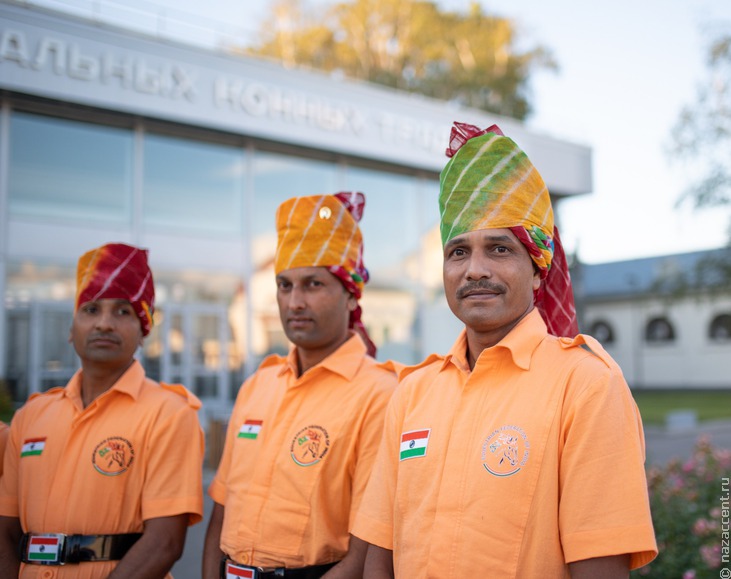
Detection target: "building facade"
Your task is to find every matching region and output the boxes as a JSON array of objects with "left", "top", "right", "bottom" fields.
[
  {"left": 577, "top": 249, "right": 731, "bottom": 389},
  {"left": 0, "top": 2, "right": 593, "bottom": 418}
]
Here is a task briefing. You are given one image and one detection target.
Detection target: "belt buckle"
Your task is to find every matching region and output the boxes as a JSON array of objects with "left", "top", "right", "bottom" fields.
[{"left": 24, "top": 533, "right": 67, "bottom": 565}]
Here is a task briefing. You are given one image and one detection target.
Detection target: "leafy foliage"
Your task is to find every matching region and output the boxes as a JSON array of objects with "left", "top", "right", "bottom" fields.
[
  {"left": 632, "top": 438, "right": 731, "bottom": 578},
  {"left": 670, "top": 33, "right": 731, "bottom": 217},
  {"left": 243, "top": 0, "right": 556, "bottom": 120}
]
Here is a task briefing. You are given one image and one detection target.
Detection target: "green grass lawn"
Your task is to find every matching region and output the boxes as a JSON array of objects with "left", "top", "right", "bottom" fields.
[{"left": 632, "top": 389, "right": 731, "bottom": 425}]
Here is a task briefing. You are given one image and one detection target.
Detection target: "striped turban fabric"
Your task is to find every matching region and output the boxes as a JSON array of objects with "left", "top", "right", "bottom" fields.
[
  {"left": 274, "top": 192, "right": 377, "bottom": 356},
  {"left": 76, "top": 243, "right": 155, "bottom": 336},
  {"left": 440, "top": 121, "right": 579, "bottom": 338}
]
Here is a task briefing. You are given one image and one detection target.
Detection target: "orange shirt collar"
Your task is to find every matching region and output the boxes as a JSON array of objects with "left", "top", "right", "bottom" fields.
[
  {"left": 63, "top": 359, "right": 146, "bottom": 403},
  {"left": 443, "top": 308, "right": 547, "bottom": 373},
  {"left": 280, "top": 332, "right": 366, "bottom": 381}
]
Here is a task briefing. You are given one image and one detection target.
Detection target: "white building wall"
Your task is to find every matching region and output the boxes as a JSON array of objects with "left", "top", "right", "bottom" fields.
[{"left": 584, "top": 296, "right": 731, "bottom": 389}]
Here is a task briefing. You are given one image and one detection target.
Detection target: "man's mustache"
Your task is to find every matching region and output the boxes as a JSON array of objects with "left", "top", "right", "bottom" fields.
[{"left": 456, "top": 280, "right": 506, "bottom": 299}]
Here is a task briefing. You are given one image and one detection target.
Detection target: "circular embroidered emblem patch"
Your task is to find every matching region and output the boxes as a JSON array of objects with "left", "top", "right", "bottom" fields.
[
  {"left": 92, "top": 437, "right": 135, "bottom": 476},
  {"left": 290, "top": 425, "right": 330, "bottom": 466},
  {"left": 481, "top": 425, "right": 530, "bottom": 477}
]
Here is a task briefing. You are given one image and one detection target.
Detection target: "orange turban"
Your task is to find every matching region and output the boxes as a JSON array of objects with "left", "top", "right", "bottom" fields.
[
  {"left": 76, "top": 243, "right": 155, "bottom": 336},
  {"left": 274, "top": 192, "right": 368, "bottom": 291}
]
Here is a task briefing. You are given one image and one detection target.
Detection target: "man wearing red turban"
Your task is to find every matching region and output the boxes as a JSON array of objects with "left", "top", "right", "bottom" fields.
[
  {"left": 203, "top": 193, "right": 396, "bottom": 579},
  {"left": 0, "top": 242, "right": 204, "bottom": 578}
]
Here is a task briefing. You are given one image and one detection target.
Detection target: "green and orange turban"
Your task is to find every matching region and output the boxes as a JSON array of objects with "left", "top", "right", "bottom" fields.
[
  {"left": 440, "top": 122, "right": 579, "bottom": 337},
  {"left": 274, "top": 192, "right": 376, "bottom": 356},
  {"left": 76, "top": 243, "right": 155, "bottom": 336}
]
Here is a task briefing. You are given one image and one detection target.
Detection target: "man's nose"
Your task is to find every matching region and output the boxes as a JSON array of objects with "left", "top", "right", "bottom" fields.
[
  {"left": 465, "top": 253, "right": 492, "bottom": 280},
  {"left": 287, "top": 286, "right": 307, "bottom": 310},
  {"left": 94, "top": 308, "right": 115, "bottom": 329}
]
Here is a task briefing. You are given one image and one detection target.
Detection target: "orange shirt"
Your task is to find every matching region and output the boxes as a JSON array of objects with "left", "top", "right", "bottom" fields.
[
  {"left": 0, "top": 361, "right": 204, "bottom": 579},
  {"left": 209, "top": 333, "right": 396, "bottom": 568},
  {"left": 353, "top": 310, "right": 657, "bottom": 578},
  {"left": 0, "top": 421, "right": 9, "bottom": 479}
]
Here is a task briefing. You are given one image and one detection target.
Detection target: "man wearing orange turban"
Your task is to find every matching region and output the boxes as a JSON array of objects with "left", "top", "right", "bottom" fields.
[
  {"left": 0, "top": 242, "right": 204, "bottom": 578},
  {"left": 353, "top": 123, "right": 657, "bottom": 578},
  {"left": 203, "top": 193, "right": 396, "bottom": 579}
]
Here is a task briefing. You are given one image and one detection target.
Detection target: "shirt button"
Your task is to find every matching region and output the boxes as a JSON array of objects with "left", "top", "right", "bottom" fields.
[{"left": 241, "top": 553, "right": 250, "bottom": 564}]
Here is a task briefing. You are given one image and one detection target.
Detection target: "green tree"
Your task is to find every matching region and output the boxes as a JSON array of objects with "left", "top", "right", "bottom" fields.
[
  {"left": 669, "top": 31, "right": 731, "bottom": 286},
  {"left": 244, "top": 0, "right": 555, "bottom": 120},
  {"left": 670, "top": 32, "right": 731, "bottom": 222}
]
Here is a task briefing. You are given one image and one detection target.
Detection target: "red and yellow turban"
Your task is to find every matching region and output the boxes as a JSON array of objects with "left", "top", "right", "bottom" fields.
[
  {"left": 440, "top": 122, "right": 579, "bottom": 337},
  {"left": 76, "top": 243, "right": 155, "bottom": 336},
  {"left": 275, "top": 192, "right": 376, "bottom": 355}
]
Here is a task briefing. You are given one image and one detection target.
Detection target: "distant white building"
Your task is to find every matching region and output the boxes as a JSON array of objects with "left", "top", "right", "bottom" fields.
[{"left": 575, "top": 249, "right": 731, "bottom": 389}]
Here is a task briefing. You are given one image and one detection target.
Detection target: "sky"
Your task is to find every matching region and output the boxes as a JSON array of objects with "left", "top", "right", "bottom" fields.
[{"left": 33, "top": 0, "right": 731, "bottom": 264}]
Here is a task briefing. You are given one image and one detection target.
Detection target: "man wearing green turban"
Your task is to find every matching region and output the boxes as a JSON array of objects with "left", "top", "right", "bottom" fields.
[{"left": 353, "top": 122, "right": 657, "bottom": 578}]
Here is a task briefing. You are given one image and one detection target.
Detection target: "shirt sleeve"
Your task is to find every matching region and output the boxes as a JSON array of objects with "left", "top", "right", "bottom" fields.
[
  {"left": 141, "top": 401, "right": 205, "bottom": 525},
  {"left": 558, "top": 360, "right": 657, "bottom": 569},
  {"left": 0, "top": 422, "right": 9, "bottom": 479},
  {"left": 347, "top": 375, "right": 395, "bottom": 531},
  {"left": 0, "top": 415, "right": 22, "bottom": 517},
  {"left": 207, "top": 376, "right": 252, "bottom": 506},
  {"left": 351, "top": 384, "right": 405, "bottom": 549}
]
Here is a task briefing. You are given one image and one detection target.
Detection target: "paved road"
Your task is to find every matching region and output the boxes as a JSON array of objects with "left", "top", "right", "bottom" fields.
[
  {"left": 644, "top": 418, "right": 731, "bottom": 465},
  {"left": 172, "top": 420, "right": 731, "bottom": 579}
]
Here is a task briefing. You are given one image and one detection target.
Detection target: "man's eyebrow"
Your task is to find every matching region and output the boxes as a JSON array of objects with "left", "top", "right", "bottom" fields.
[
  {"left": 444, "top": 236, "right": 465, "bottom": 250},
  {"left": 445, "top": 233, "right": 515, "bottom": 249},
  {"left": 481, "top": 234, "right": 514, "bottom": 242},
  {"left": 275, "top": 275, "right": 322, "bottom": 283}
]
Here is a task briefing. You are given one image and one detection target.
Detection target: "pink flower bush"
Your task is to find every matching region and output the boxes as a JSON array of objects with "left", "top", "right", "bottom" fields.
[{"left": 632, "top": 437, "right": 730, "bottom": 578}]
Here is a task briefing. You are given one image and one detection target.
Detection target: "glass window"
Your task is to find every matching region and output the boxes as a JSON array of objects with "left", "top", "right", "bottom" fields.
[
  {"left": 9, "top": 111, "right": 132, "bottom": 222},
  {"left": 709, "top": 313, "right": 731, "bottom": 341},
  {"left": 589, "top": 320, "right": 615, "bottom": 344},
  {"left": 345, "top": 168, "right": 421, "bottom": 275},
  {"left": 251, "top": 151, "right": 338, "bottom": 252},
  {"left": 645, "top": 316, "right": 675, "bottom": 343},
  {"left": 143, "top": 134, "right": 244, "bottom": 235},
  {"left": 344, "top": 167, "right": 440, "bottom": 364},
  {"left": 5, "top": 310, "right": 30, "bottom": 401}
]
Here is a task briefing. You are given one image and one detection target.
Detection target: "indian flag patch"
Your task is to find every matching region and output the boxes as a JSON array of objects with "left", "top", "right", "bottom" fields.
[
  {"left": 225, "top": 561, "right": 255, "bottom": 578},
  {"left": 238, "top": 420, "right": 263, "bottom": 440},
  {"left": 400, "top": 429, "right": 431, "bottom": 461},
  {"left": 27, "top": 535, "right": 62, "bottom": 562},
  {"left": 21, "top": 438, "right": 46, "bottom": 458}
]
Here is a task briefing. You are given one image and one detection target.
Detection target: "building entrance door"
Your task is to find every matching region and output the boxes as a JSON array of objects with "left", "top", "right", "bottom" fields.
[
  {"left": 142, "top": 303, "right": 237, "bottom": 412},
  {"left": 5, "top": 300, "right": 77, "bottom": 401}
]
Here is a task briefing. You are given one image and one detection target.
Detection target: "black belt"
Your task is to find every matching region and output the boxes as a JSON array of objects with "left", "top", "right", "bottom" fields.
[
  {"left": 20, "top": 532, "right": 141, "bottom": 565},
  {"left": 222, "top": 556, "right": 338, "bottom": 579}
]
